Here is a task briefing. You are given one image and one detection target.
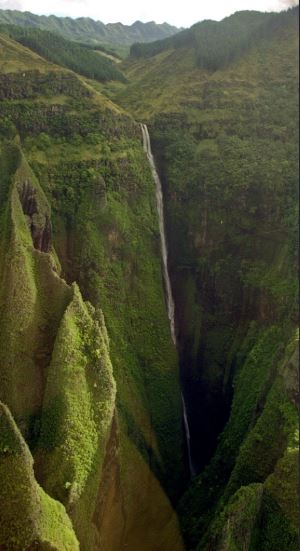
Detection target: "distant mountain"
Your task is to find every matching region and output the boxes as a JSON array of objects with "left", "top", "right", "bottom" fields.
[
  {"left": 0, "top": 10, "right": 181, "bottom": 46},
  {"left": 130, "top": 8, "right": 298, "bottom": 70}
]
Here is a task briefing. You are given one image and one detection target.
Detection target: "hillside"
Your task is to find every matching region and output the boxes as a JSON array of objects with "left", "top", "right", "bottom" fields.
[
  {"left": 0, "top": 31, "right": 184, "bottom": 550},
  {"left": 0, "top": 9, "right": 181, "bottom": 47},
  {"left": 107, "top": 6, "right": 299, "bottom": 550},
  {"left": 0, "top": 25, "right": 126, "bottom": 82}
]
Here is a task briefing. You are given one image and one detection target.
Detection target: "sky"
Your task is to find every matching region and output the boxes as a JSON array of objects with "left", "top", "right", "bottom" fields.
[{"left": 0, "top": 0, "right": 298, "bottom": 27}]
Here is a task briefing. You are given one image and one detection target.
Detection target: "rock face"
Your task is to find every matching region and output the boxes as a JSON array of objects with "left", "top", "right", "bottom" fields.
[{"left": 18, "top": 179, "right": 52, "bottom": 252}]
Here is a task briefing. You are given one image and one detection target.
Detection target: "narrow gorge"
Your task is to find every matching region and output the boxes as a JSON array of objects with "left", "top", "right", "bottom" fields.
[
  {"left": 141, "top": 122, "right": 196, "bottom": 479},
  {"left": 0, "top": 5, "right": 298, "bottom": 551}
]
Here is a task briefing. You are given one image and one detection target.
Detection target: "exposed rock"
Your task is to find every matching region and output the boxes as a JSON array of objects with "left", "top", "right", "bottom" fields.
[{"left": 18, "top": 179, "right": 52, "bottom": 252}]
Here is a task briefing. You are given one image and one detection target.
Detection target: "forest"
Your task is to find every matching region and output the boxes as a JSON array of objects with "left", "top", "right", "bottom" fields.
[{"left": 0, "top": 25, "right": 126, "bottom": 82}]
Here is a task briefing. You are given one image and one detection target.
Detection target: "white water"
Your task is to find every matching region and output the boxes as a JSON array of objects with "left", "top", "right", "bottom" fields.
[
  {"left": 141, "top": 123, "right": 176, "bottom": 344},
  {"left": 141, "top": 123, "right": 196, "bottom": 477}
]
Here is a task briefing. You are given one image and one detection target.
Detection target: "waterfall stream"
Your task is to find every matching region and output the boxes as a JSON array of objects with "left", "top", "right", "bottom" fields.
[{"left": 141, "top": 123, "right": 196, "bottom": 478}]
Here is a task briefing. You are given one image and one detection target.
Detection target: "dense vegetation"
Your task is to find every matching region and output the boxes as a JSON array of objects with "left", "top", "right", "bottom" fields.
[
  {"left": 79, "top": 42, "right": 123, "bottom": 61},
  {"left": 0, "top": 32, "right": 184, "bottom": 551},
  {"left": 111, "top": 6, "right": 299, "bottom": 550},
  {"left": 130, "top": 8, "right": 297, "bottom": 71},
  {"left": 0, "top": 25, "right": 126, "bottom": 82}
]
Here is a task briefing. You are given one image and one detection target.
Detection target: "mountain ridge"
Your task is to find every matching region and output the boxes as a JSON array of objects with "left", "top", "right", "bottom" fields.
[
  {"left": 0, "top": 9, "right": 182, "bottom": 47},
  {"left": 129, "top": 7, "right": 298, "bottom": 70}
]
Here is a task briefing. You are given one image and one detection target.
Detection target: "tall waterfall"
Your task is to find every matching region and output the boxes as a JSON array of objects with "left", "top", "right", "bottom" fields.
[
  {"left": 141, "top": 123, "right": 196, "bottom": 477},
  {"left": 141, "top": 123, "right": 176, "bottom": 344}
]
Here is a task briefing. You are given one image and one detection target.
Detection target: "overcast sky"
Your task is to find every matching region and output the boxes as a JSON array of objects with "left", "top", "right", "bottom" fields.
[{"left": 0, "top": 0, "right": 298, "bottom": 27}]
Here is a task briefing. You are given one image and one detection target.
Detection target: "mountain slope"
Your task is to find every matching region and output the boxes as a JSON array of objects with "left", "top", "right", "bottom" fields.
[
  {"left": 129, "top": 8, "right": 297, "bottom": 70},
  {"left": 106, "top": 6, "right": 299, "bottom": 549},
  {"left": 0, "top": 402, "right": 79, "bottom": 549},
  {"left": 0, "top": 32, "right": 184, "bottom": 551},
  {"left": 0, "top": 10, "right": 181, "bottom": 46},
  {"left": 0, "top": 24, "right": 126, "bottom": 82}
]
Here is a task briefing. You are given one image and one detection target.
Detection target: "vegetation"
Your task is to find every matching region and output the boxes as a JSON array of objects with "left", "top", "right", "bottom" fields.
[
  {"left": 111, "top": 6, "right": 299, "bottom": 550},
  {"left": 79, "top": 41, "right": 123, "bottom": 60},
  {"left": 0, "top": 402, "right": 79, "bottom": 549},
  {"left": 0, "top": 25, "right": 126, "bottom": 82},
  {"left": 0, "top": 5, "right": 298, "bottom": 550},
  {"left": 130, "top": 8, "right": 298, "bottom": 71},
  {"left": 0, "top": 28, "right": 184, "bottom": 551}
]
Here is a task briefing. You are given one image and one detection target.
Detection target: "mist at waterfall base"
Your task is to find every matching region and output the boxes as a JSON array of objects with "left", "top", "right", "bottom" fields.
[{"left": 141, "top": 123, "right": 197, "bottom": 478}]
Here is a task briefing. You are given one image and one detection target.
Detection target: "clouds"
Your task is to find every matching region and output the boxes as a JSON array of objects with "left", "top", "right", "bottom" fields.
[
  {"left": 0, "top": 0, "right": 87, "bottom": 17},
  {"left": 0, "top": 0, "right": 23, "bottom": 9},
  {"left": 278, "top": 0, "right": 298, "bottom": 5},
  {"left": 0, "top": 0, "right": 298, "bottom": 27}
]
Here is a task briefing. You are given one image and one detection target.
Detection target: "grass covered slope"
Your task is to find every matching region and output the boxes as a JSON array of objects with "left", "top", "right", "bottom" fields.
[
  {"left": 130, "top": 9, "right": 275, "bottom": 69},
  {"left": 0, "top": 31, "right": 184, "bottom": 550},
  {"left": 0, "top": 402, "right": 79, "bottom": 550},
  {"left": 107, "top": 6, "right": 299, "bottom": 549},
  {"left": 37, "top": 285, "right": 116, "bottom": 549},
  {"left": 0, "top": 143, "right": 72, "bottom": 438}
]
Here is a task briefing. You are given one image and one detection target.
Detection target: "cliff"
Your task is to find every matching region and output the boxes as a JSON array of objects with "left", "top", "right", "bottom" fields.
[
  {"left": 108, "top": 7, "right": 299, "bottom": 550},
  {"left": 0, "top": 33, "right": 184, "bottom": 550}
]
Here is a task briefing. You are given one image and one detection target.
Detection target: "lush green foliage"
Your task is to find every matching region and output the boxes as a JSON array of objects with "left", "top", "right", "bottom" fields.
[
  {"left": 0, "top": 32, "right": 184, "bottom": 551},
  {"left": 114, "top": 6, "right": 299, "bottom": 550},
  {"left": 130, "top": 8, "right": 298, "bottom": 71},
  {"left": 79, "top": 41, "right": 123, "bottom": 60},
  {"left": 0, "top": 25, "right": 126, "bottom": 82},
  {"left": 0, "top": 401, "right": 79, "bottom": 548}
]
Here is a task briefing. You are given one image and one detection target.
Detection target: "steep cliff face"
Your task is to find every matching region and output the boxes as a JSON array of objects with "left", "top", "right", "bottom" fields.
[
  {"left": 108, "top": 7, "right": 299, "bottom": 549},
  {"left": 0, "top": 140, "right": 116, "bottom": 549},
  {"left": 0, "top": 34, "right": 184, "bottom": 550}
]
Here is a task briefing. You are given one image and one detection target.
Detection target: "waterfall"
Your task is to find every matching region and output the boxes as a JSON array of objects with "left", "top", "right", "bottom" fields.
[
  {"left": 141, "top": 123, "right": 196, "bottom": 478},
  {"left": 141, "top": 123, "right": 176, "bottom": 344},
  {"left": 182, "top": 395, "right": 196, "bottom": 477}
]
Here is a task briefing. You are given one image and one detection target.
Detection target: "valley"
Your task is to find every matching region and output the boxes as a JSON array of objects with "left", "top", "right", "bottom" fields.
[{"left": 0, "top": 6, "right": 298, "bottom": 551}]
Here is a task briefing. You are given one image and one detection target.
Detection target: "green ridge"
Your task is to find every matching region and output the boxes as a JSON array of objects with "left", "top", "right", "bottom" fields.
[{"left": 0, "top": 402, "right": 79, "bottom": 550}]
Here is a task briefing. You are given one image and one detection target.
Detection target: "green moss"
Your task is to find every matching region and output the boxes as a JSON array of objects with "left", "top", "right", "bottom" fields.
[
  {"left": 0, "top": 402, "right": 79, "bottom": 550},
  {"left": 255, "top": 493, "right": 298, "bottom": 550},
  {"left": 204, "top": 483, "right": 264, "bottom": 551},
  {"left": 178, "top": 326, "right": 298, "bottom": 548},
  {"left": 0, "top": 152, "right": 71, "bottom": 435},
  {"left": 37, "top": 284, "right": 116, "bottom": 544}
]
